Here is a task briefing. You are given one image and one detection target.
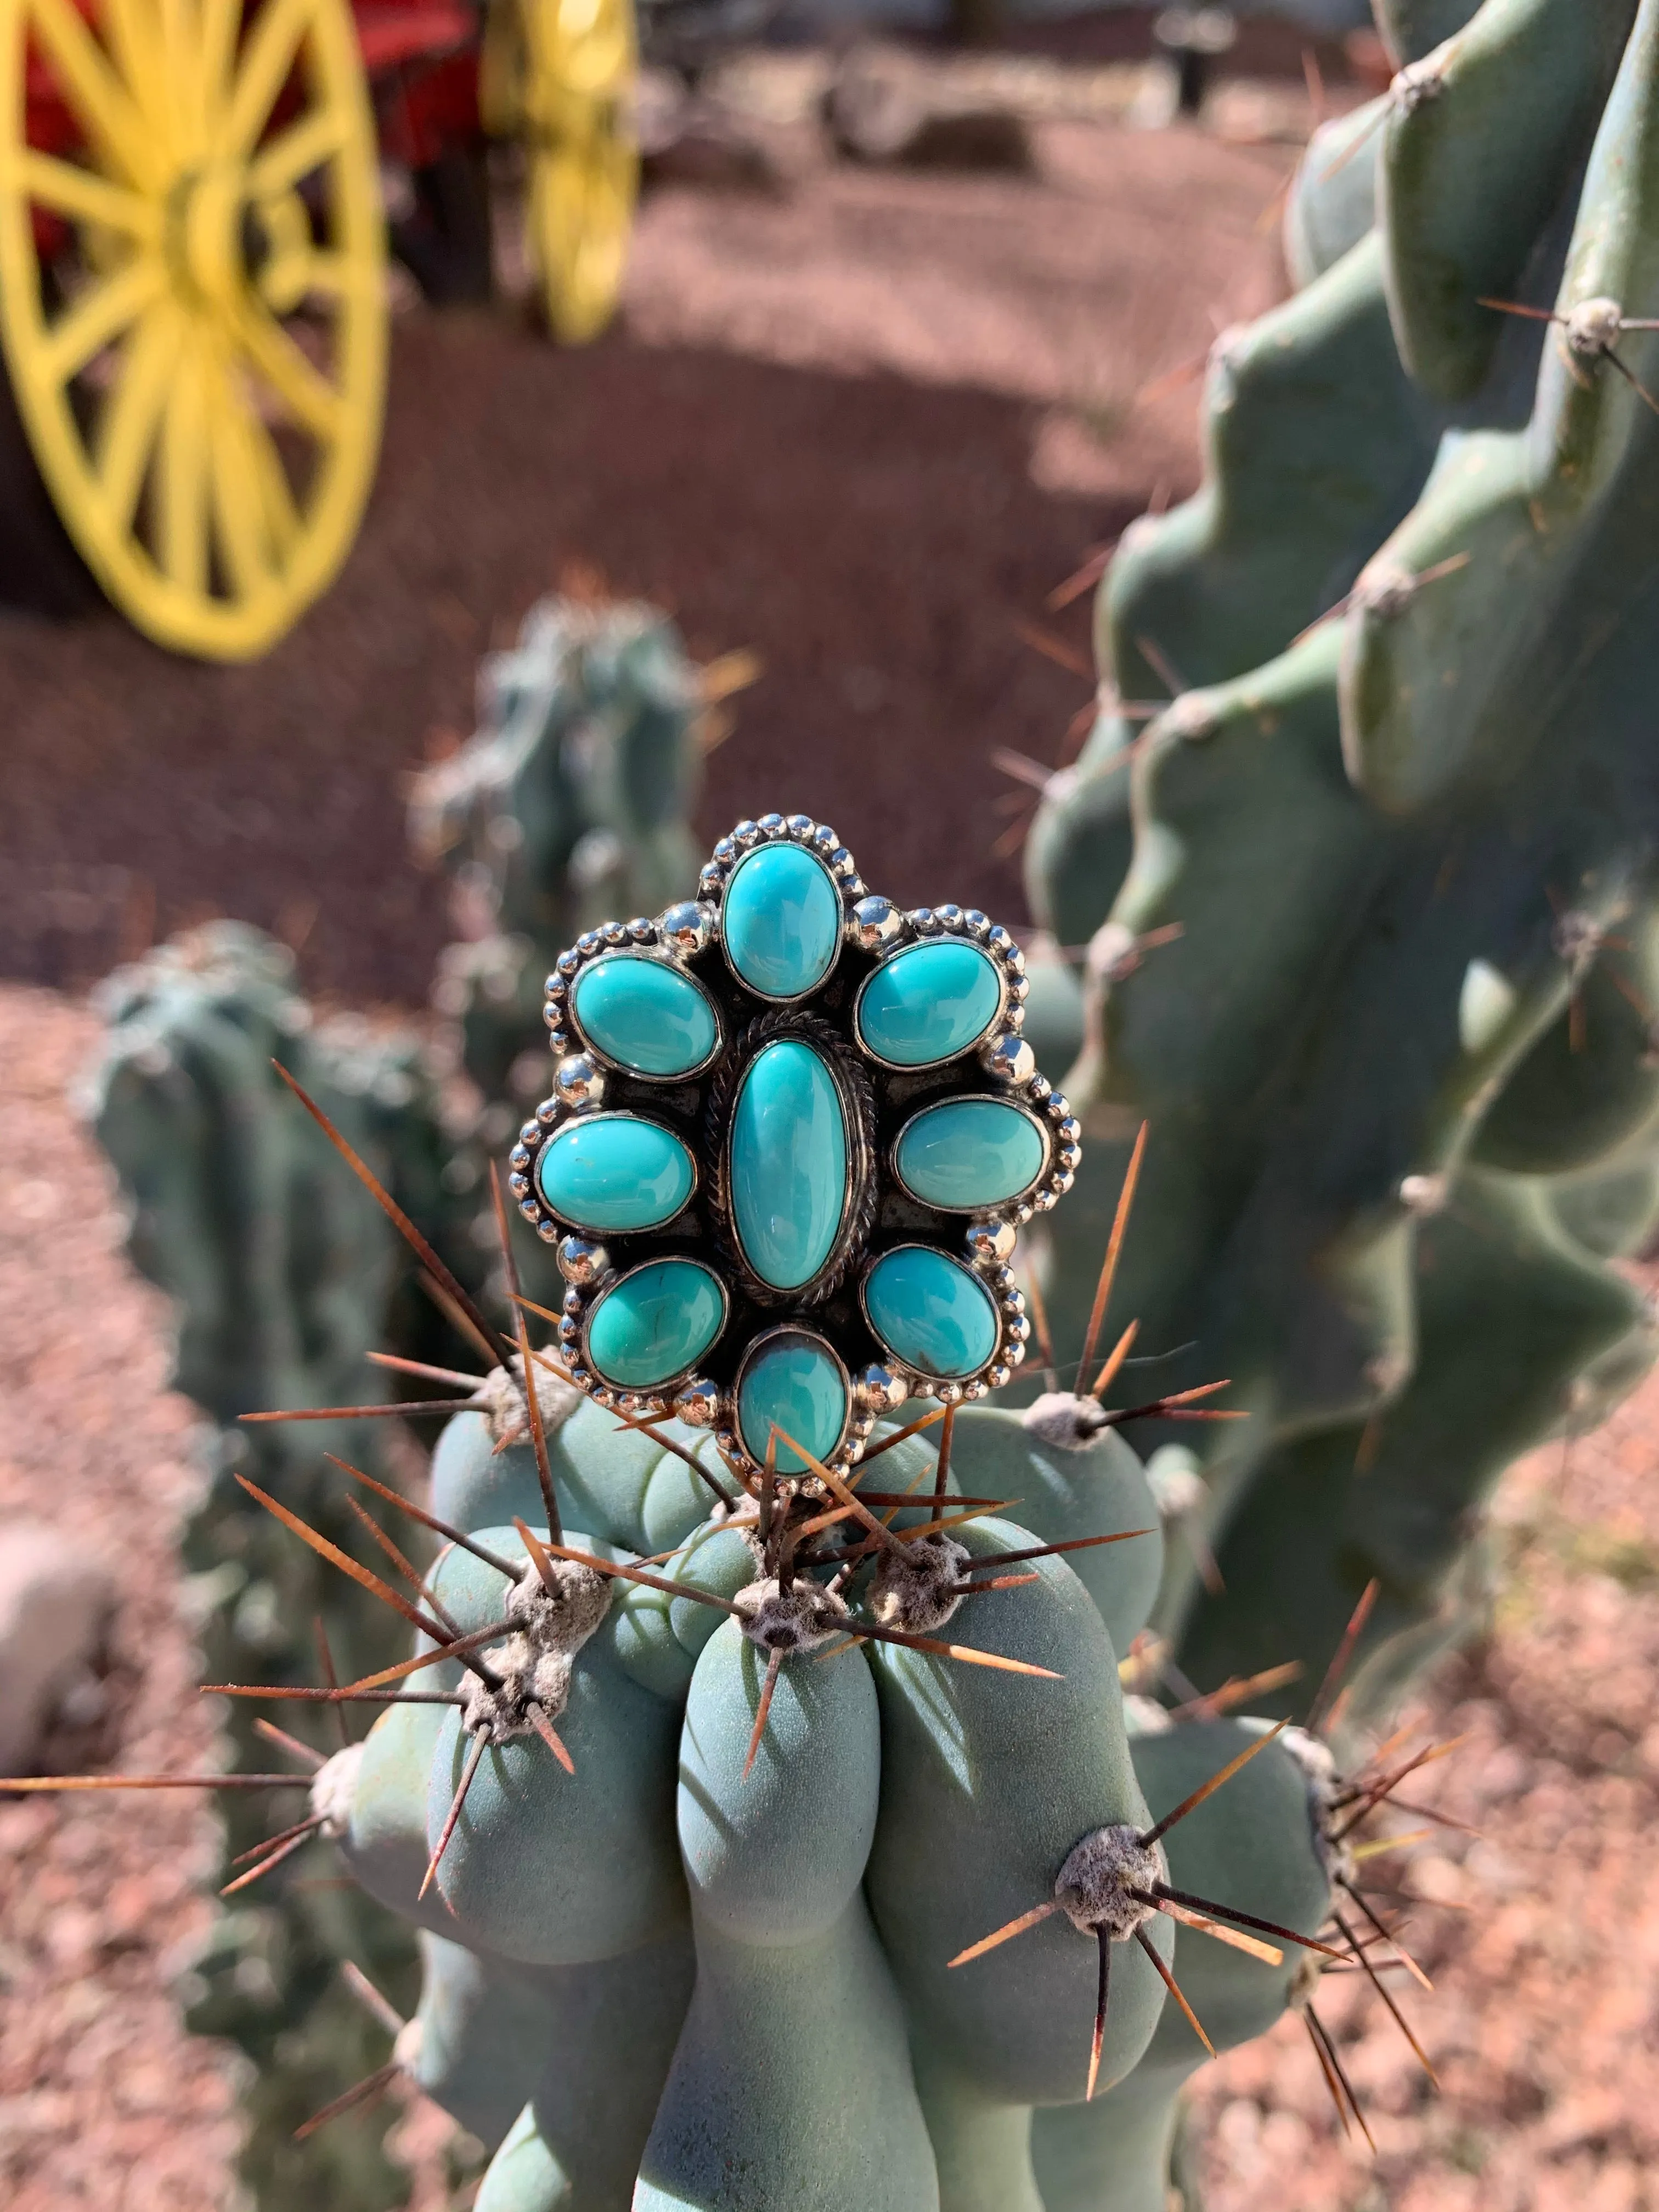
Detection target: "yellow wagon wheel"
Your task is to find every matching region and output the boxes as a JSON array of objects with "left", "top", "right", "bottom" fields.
[
  {"left": 483, "top": 0, "right": 636, "bottom": 345},
  {"left": 0, "top": 0, "right": 386, "bottom": 659}
]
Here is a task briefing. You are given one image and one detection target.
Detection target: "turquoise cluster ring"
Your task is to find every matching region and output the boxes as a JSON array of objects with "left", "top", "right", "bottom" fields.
[{"left": 507, "top": 813, "right": 1082, "bottom": 1483}]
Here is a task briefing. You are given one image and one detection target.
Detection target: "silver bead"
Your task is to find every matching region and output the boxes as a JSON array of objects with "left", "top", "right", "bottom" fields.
[
  {"left": 563, "top": 1285, "right": 585, "bottom": 1316},
  {"left": 699, "top": 864, "right": 725, "bottom": 895},
  {"left": 628, "top": 916, "right": 654, "bottom": 941},
  {"left": 713, "top": 838, "right": 738, "bottom": 866},
  {"left": 518, "top": 1197, "right": 539, "bottom": 1222},
  {"left": 1032, "top": 1189, "right": 1059, "bottom": 1212},
  {"left": 855, "top": 1362, "right": 909, "bottom": 1415},
  {"left": 568, "top": 1365, "right": 591, "bottom": 1389},
  {"left": 556, "top": 948, "right": 580, "bottom": 977},
  {"left": 535, "top": 1098, "right": 558, "bottom": 1125},
  {"left": 910, "top": 907, "right": 941, "bottom": 935},
  {"left": 602, "top": 920, "right": 629, "bottom": 946},
  {"left": 963, "top": 910, "right": 990, "bottom": 938},
  {"left": 1025, "top": 1071, "right": 1051, "bottom": 1101},
  {"left": 546, "top": 1027, "right": 570, "bottom": 1054},
  {"left": 1005, "top": 1313, "right": 1032, "bottom": 1344},
  {"left": 508, "top": 1171, "right": 530, "bottom": 1199},
  {"left": 758, "top": 812, "right": 785, "bottom": 836},
  {"left": 518, "top": 1122, "right": 541, "bottom": 1147},
  {"left": 555, "top": 1054, "right": 606, "bottom": 1109},
  {"left": 543, "top": 1001, "right": 564, "bottom": 1029},
  {"left": 980, "top": 1032, "right": 1036, "bottom": 1085},
  {"left": 964, "top": 1379, "right": 988, "bottom": 1401},
  {"left": 935, "top": 1381, "right": 964, "bottom": 1406},
  {"left": 937, "top": 902, "right": 963, "bottom": 929},
  {"left": 786, "top": 813, "right": 815, "bottom": 839},
  {"left": 1051, "top": 1171, "right": 1076, "bottom": 1194},
  {"left": 544, "top": 975, "right": 567, "bottom": 1001},
  {"left": 986, "top": 1363, "right": 1012, "bottom": 1391},
  {"left": 1007, "top": 975, "right": 1030, "bottom": 1005},
  {"left": 964, "top": 1220, "right": 1017, "bottom": 1266},
  {"left": 831, "top": 848, "right": 857, "bottom": 880},
  {"left": 557, "top": 1235, "right": 609, "bottom": 1285},
  {"left": 535, "top": 1217, "right": 560, "bottom": 1243},
  {"left": 849, "top": 895, "right": 905, "bottom": 952},
  {"left": 986, "top": 924, "right": 1015, "bottom": 958},
  {"left": 658, "top": 900, "right": 716, "bottom": 958},
  {"left": 1056, "top": 1113, "right": 1080, "bottom": 1142},
  {"left": 578, "top": 931, "right": 602, "bottom": 956},
  {"left": 674, "top": 1377, "right": 721, "bottom": 1427},
  {"left": 1006, "top": 1340, "right": 1027, "bottom": 1367},
  {"left": 811, "top": 825, "right": 839, "bottom": 854}
]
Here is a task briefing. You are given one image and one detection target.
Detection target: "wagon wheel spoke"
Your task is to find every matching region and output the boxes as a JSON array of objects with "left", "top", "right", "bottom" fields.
[
  {"left": 2, "top": 0, "right": 386, "bottom": 654},
  {"left": 246, "top": 103, "right": 351, "bottom": 199},
  {"left": 219, "top": 0, "right": 312, "bottom": 159},
  {"left": 203, "top": 355, "right": 269, "bottom": 596},
  {"left": 42, "top": 255, "right": 165, "bottom": 385},
  {"left": 101, "top": 0, "right": 170, "bottom": 135},
  {"left": 21, "top": 0, "right": 153, "bottom": 184},
  {"left": 195, "top": 0, "right": 241, "bottom": 131},
  {"left": 156, "top": 341, "right": 212, "bottom": 592},
  {"left": 230, "top": 295, "right": 343, "bottom": 438},
  {"left": 95, "top": 297, "right": 183, "bottom": 528},
  {"left": 15, "top": 148, "right": 159, "bottom": 238}
]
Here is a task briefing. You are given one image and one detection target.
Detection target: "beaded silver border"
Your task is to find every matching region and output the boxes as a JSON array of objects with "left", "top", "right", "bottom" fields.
[{"left": 506, "top": 814, "right": 1082, "bottom": 1461}]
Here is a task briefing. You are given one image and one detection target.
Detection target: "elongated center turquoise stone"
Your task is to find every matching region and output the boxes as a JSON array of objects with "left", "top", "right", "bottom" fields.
[
  {"left": 856, "top": 940, "right": 1003, "bottom": 1067},
  {"left": 570, "top": 953, "right": 718, "bottom": 1077},
  {"left": 586, "top": 1259, "right": 726, "bottom": 1389},
  {"left": 730, "top": 1040, "right": 848, "bottom": 1290},
  {"left": 894, "top": 1097, "right": 1047, "bottom": 1210},
  {"left": 736, "top": 1331, "right": 848, "bottom": 1473},
  {"left": 535, "top": 1114, "right": 695, "bottom": 1233},
  {"left": 722, "top": 842, "right": 842, "bottom": 1000},
  {"left": 863, "top": 1246, "right": 999, "bottom": 1379}
]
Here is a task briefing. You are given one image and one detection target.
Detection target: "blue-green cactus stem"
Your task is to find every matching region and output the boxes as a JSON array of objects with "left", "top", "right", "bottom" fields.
[
  {"left": 467, "top": 1934, "right": 697, "bottom": 2211},
  {"left": 1030, "top": 1716, "right": 1335, "bottom": 2212},
  {"left": 633, "top": 1902, "right": 940, "bottom": 2212},
  {"left": 865, "top": 1518, "right": 1172, "bottom": 2107}
]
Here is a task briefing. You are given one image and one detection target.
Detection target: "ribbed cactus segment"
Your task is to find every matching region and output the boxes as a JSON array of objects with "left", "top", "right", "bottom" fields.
[{"left": 1026, "top": 0, "right": 1659, "bottom": 1733}]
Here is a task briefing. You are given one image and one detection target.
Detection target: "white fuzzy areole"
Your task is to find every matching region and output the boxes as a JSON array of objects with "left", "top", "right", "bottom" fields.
[{"left": 1022, "top": 1392, "right": 1107, "bottom": 1453}]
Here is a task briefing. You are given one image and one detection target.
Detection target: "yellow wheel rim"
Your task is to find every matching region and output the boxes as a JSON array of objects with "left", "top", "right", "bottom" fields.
[
  {"left": 491, "top": 0, "right": 636, "bottom": 345},
  {"left": 0, "top": 0, "right": 387, "bottom": 659}
]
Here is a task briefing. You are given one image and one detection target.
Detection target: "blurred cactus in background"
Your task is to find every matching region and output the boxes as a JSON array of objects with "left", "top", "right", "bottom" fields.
[{"left": 82, "top": 589, "right": 713, "bottom": 2208}]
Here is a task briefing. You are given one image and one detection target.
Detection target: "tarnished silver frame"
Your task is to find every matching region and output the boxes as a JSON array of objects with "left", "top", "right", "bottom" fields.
[
  {"left": 531, "top": 1109, "right": 701, "bottom": 1237},
  {"left": 563, "top": 947, "right": 725, "bottom": 1082},
  {"left": 566, "top": 1256, "right": 732, "bottom": 1413},
  {"left": 856, "top": 1240, "right": 1031, "bottom": 1407},
  {"left": 888, "top": 1094, "right": 1054, "bottom": 1214},
  {"left": 514, "top": 813, "right": 1078, "bottom": 1440},
  {"left": 729, "top": 1324, "right": 855, "bottom": 1479}
]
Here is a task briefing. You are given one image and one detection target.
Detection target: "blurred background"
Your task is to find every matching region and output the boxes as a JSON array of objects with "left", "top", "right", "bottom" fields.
[{"left": 5, "top": 7, "right": 1659, "bottom": 2212}]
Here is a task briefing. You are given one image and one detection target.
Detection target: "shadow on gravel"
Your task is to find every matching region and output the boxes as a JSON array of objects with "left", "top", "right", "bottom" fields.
[{"left": 0, "top": 312, "right": 1127, "bottom": 1004}]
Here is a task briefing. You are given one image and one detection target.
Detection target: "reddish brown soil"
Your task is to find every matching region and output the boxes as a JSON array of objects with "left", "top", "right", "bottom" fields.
[{"left": 0, "top": 112, "right": 1291, "bottom": 1006}]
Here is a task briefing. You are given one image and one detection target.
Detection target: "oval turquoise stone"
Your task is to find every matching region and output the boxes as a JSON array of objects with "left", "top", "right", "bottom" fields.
[
  {"left": 722, "top": 842, "right": 842, "bottom": 999},
  {"left": 586, "top": 1260, "right": 726, "bottom": 1390},
  {"left": 864, "top": 1246, "right": 999, "bottom": 1379},
  {"left": 730, "top": 1040, "right": 847, "bottom": 1291},
  {"left": 570, "top": 953, "right": 718, "bottom": 1077},
  {"left": 894, "top": 1097, "right": 1047, "bottom": 1210},
  {"left": 535, "top": 1114, "right": 695, "bottom": 1233},
  {"left": 855, "top": 940, "right": 1003, "bottom": 1067},
  {"left": 737, "top": 1331, "right": 848, "bottom": 1474}
]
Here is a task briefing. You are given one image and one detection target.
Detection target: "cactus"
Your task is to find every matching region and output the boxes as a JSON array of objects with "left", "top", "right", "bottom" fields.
[
  {"left": 1023, "top": 0, "right": 1659, "bottom": 1736},
  {"left": 80, "top": 591, "right": 713, "bottom": 2208}
]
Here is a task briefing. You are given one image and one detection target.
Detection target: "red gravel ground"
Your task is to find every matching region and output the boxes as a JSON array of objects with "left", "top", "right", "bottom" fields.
[{"left": 5, "top": 983, "right": 1659, "bottom": 2211}]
